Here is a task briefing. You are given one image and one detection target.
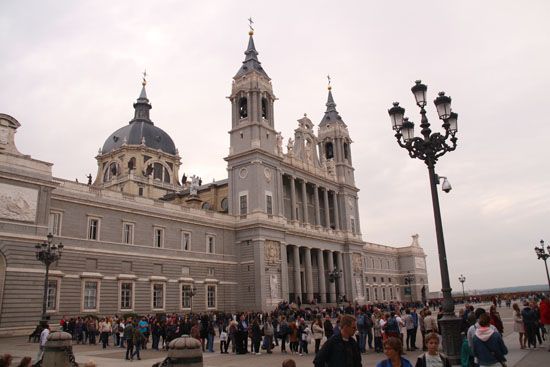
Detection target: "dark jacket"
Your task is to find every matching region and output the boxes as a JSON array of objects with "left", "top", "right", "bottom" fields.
[
  {"left": 313, "top": 334, "right": 361, "bottom": 367},
  {"left": 472, "top": 328, "right": 508, "bottom": 366},
  {"left": 414, "top": 353, "right": 451, "bottom": 367},
  {"left": 324, "top": 319, "right": 334, "bottom": 338}
]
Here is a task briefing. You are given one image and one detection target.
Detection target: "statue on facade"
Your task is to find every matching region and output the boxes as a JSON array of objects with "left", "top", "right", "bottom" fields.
[
  {"left": 287, "top": 137, "right": 294, "bottom": 156},
  {"left": 190, "top": 175, "right": 199, "bottom": 196},
  {"left": 181, "top": 173, "right": 187, "bottom": 185},
  {"left": 86, "top": 174, "right": 92, "bottom": 186},
  {"left": 305, "top": 140, "right": 313, "bottom": 163},
  {"left": 411, "top": 234, "right": 420, "bottom": 247}
]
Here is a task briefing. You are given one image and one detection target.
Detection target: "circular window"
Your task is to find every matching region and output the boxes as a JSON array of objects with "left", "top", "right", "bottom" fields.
[
  {"left": 202, "top": 202, "right": 212, "bottom": 210},
  {"left": 220, "top": 197, "right": 228, "bottom": 212}
]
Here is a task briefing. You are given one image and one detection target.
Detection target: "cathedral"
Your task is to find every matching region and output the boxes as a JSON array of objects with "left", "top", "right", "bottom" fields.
[{"left": 0, "top": 30, "right": 428, "bottom": 335}]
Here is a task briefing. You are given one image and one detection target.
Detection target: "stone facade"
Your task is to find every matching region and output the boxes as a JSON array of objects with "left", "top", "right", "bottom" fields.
[{"left": 0, "top": 32, "right": 429, "bottom": 336}]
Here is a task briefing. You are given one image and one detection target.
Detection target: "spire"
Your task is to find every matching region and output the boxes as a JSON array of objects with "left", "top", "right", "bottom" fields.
[
  {"left": 132, "top": 71, "right": 152, "bottom": 123},
  {"left": 234, "top": 25, "right": 269, "bottom": 79},
  {"left": 319, "top": 77, "right": 346, "bottom": 127}
]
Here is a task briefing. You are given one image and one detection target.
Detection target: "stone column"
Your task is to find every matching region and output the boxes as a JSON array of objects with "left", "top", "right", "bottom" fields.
[
  {"left": 323, "top": 188, "right": 330, "bottom": 229},
  {"left": 333, "top": 191, "right": 340, "bottom": 231},
  {"left": 304, "top": 247, "right": 313, "bottom": 302},
  {"left": 293, "top": 245, "right": 302, "bottom": 301},
  {"left": 281, "top": 243, "right": 289, "bottom": 301},
  {"left": 313, "top": 184, "right": 321, "bottom": 227},
  {"left": 301, "top": 180, "right": 309, "bottom": 225},
  {"left": 327, "top": 251, "right": 336, "bottom": 302},
  {"left": 290, "top": 176, "right": 297, "bottom": 222},
  {"left": 336, "top": 251, "right": 345, "bottom": 299},
  {"left": 317, "top": 249, "right": 327, "bottom": 303}
]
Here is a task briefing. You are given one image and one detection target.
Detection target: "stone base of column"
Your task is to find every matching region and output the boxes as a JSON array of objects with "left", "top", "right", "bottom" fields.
[{"left": 439, "top": 314, "right": 463, "bottom": 365}]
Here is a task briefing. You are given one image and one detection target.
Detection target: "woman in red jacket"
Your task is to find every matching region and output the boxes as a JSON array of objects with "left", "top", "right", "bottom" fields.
[{"left": 539, "top": 296, "right": 550, "bottom": 351}]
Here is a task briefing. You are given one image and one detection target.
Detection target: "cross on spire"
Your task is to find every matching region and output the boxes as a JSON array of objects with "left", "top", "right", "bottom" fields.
[
  {"left": 248, "top": 17, "right": 254, "bottom": 33},
  {"left": 142, "top": 70, "right": 147, "bottom": 86},
  {"left": 327, "top": 74, "right": 332, "bottom": 90}
]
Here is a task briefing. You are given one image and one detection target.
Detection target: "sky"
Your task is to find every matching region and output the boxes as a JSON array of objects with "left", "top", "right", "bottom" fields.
[{"left": 1, "top": 0, "right": 549, "bottom": 292}]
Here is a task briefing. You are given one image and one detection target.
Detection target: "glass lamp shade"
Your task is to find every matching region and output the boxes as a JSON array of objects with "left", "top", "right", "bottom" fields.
[
  {"left": 411, "top": 80, "right": 427, "bottom": 107},
  {"left": 434, "top": 92, "right": 452, "bottom": 119},
  {"left": 401, "top": 119, "right": 415, "bottom": 141},
  {"left": 447, "top": 112, "right": 458, "bottom": 133},
  {"left": 388, "top": 102, "right": 405, "bottom": 130},
  {"left": 58, "top": 243, "right": 64, "bottom": 250}
]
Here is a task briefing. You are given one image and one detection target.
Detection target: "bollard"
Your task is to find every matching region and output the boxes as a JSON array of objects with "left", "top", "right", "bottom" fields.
[
  {"left": 155, "top": 336, "right": 203, "bottom": 367},
  {"left": 41, "top": 331, "right": 78, "bottom": 367}
]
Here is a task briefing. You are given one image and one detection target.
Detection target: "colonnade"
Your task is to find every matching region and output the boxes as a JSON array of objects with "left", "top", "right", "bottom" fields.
[
  {"left": 285, "top": 244, "right": 346, "bottom": 304},
  {"left": 284, "top": 174, "right": 341, "bottom": 230}
]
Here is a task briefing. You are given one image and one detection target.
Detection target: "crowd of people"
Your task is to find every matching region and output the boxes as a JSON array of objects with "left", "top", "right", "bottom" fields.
[{"left": 8, "top": 293, "right": 549, "bottom": 367}]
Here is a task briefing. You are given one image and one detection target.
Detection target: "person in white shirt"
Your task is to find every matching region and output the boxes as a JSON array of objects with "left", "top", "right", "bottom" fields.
[{"left": 36, "top": 324, "right": 50, "bottom": 362}]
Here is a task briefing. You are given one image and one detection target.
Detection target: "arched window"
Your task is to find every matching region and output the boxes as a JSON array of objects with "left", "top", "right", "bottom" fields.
[
  {"left": 261, "top": 98, "right": 268, "bottom": 119},
  {"left": 239, "top": 97, "right": 248, "bottom": 118},
  {"left": 325, "top": 142, "right": 334, "bottom": 159},
  {"left": 147, "top": 162, "right": 171, "bottom": 183},
  {"left": 344, "top": 142, "right": 349, "bottom": 159},
  {"left": 202, "top": 202, "right": 212, "bottom": 210},
  {"left": 103, "top": 161, "right": 119, "bottom": 182},
  {"left": 220, "top": 197, "right": 228, "bottom": 212}
]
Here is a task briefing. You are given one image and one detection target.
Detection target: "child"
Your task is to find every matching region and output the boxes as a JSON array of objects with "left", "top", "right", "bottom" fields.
[
  {"left": 415, "top": 332, "right": 451, "bottom": 367},
  {"left": 282, "top": 359, "right": 296, "bottom": 367},
  {"left": 220, "top": 328, "right": 228, "bottom": 353}
]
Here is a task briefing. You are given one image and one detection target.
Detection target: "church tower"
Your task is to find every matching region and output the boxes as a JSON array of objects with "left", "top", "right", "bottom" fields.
[{"left": 228, "top": 29, "right": 277, "bottom": 157}]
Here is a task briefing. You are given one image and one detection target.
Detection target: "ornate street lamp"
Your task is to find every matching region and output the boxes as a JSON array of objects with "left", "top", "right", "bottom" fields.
[
  {"left": 328, "top": 268, "right": 343, "bottom": 308},
  {"left": 404, "top": 273, "right": 414, "bottom": 302},
  {"left": 534, "top": 240, "right": 550, "bottom": 291},
  {"left": 388, "top": 80, "right": 461, "bottom": 363},
  {"left": 35, "top": 233, "right": 63, "bottom": 324},
  {"left": 458, "top": 274, "right": 466, "bottom": 298}
]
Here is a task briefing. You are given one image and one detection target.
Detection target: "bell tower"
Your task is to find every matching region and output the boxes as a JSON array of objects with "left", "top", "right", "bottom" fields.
[{"left": 228, "top": 29, "right": 277, "bottom": 157}]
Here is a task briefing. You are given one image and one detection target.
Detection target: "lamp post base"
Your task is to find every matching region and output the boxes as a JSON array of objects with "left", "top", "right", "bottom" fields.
[{"left": 439, "top": 313, "right": 463, "bottom": 365}]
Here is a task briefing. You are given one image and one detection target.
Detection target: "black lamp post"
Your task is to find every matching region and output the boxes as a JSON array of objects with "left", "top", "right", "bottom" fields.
[
  {"left": 458, "top": 274, "right": 466, "bottom": 298},
  {"left": 534, "top": 240, "right": 550, "bottom": 291},
  {"left": 404, "top": 273, "right": 415, "bottom": 302},
  {"left": 35, "top": 233, "right": 63, "bottom": 324},
  {"left": 328, "top": 268, "right": 343, "bottom": 308},
  {"left": 388, "top": 80, "right": 461, "bottom": 363}
]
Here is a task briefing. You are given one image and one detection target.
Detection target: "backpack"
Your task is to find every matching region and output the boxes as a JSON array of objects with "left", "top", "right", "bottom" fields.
[{"left": 385, "top": 317, "right": 398, "bottom": 333}]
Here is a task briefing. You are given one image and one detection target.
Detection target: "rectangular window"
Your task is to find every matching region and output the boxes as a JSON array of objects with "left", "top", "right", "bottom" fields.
[
  {"left": 123, "top": 223, "right": 134, "bottom": 244},
  {"left": 181, "top": 284, "right": 192, "bottom": 309},
  {"left": 181, "top": 231, "right": 191, "bottom": 251},
  {"left": 381, "top": 277, "right": 385, "bottom": 283},
  {"left": 46, "top": 280, "right": 58, "bottom": 311},
  {"left": 266, "top": 194, "right": 273, "bottom": 215},
  {"left": 49, "top": 212, "right": 62, "bottom": 236},
  {"left": 374, "top": 288, "right": 378, "bottom": 300},
  {"left": 382, "top": 288, "right": 386, "bottom": 300},
  {"left": 206, "top": 235, "right": 215, "bottom": 254},
  {"left": 373, "top": 276, "right": 377, "bottom": 283},
  {"left": 366, "top": 288, "right": 370, "bottom": 302},
  {"left": 207, "top": 285, "right": 216, "bottom": 309},
  {"left": 239, "top": 195, "right": 248, "bottom": 216},
  {"left": 154, "top": 228, "right": 164, "bottom": 248},
  {"left": 152, "top": 283, "right": 164, "bottom": 310},
  {"left": 120, "top": 282, "right": 133, "bottom": 310},
  {"left": 83, "top": 281, "right": 98, "bottom": 311},
  {"left": 390, "top": 287, "right": 394, "bottom": 300},
  {"left": 88, "top": 218, "right": 100, "bottom": 240}
]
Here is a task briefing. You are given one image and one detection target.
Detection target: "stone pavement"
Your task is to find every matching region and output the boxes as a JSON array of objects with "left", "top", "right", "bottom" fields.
[{"left": 0, "top": 304, "right": 548, "bottom": 366}]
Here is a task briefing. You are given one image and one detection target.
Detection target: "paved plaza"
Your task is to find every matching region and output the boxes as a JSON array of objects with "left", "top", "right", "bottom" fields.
[{"left": 0, "top": 304, "right": 548, "bottom": 366}]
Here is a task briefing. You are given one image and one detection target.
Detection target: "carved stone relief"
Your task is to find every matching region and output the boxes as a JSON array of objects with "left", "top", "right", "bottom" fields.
[
  {"left": 0, "top": 183, "right": 38, "bottom": 222},
  {"left": 265, "top": 240, "right": 281, "bottom": 264},
  {"left": 352, "top": 253, "right": 363, "bottom": 273}
]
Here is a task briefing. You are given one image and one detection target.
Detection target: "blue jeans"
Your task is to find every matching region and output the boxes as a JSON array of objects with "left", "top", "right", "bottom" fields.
[
  {"left": 131, "top": 342, "right": 141, "bottom": 359},
  {"left": 207, "top": 334, "right": 214, "bottom": 352},
  {"left": 358, "top": 331, "right": 367, "bottom": 352}
]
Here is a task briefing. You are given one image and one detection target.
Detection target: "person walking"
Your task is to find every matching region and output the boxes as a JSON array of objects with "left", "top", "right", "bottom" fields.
[
  {"left": 522, "top": 301, "right": 537, "bottom": 348},
  {"left": 36, "top": 324, "right": 50, "bottom": 363},
  {"left": 512, "top": 303, "right": 526, "bottom": 349},
  {"left": 313, "top": 314, "right": 361, "bottom": 367},
  {"left": 312, "top": 317, "right": 324, "bottom": 354}
]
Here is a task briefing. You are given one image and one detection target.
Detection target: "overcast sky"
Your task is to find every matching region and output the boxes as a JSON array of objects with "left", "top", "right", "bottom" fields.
[{"left": 1, "top": 1, "right": 549, "bottom": 292}]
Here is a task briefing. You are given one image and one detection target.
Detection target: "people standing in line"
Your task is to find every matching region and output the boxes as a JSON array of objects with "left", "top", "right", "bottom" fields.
[
  {"left": 289, "top": 318, "right": 299, "bottom": 354},
  {"left": 313, "top": 314, "right": 361, "bottom": 367},
  {"left": 98, "top": 317, "right": 111, "bottom": 349},
  {"left": 521, "top": 301, "right": 537, "bottom": 348},
  {"left": 403, "top": 308, "right": 416, "bottom": 351},
  {"left": 414, "top": 332, "right": 451, "bottom": 367},
  {"left": 220, "top": 327, "right": 229, "bottom": 353},
  {"left": 356, "top": 309, "right": 367, "bottom": 353},
  {"left": 512, "top": 303, "right": 526, "bottom": 349},
  {"left": 251, "top": 317, "right": 262, "bottom": 355},
  {"left": 312, "top": 317, "right": 324, "bottom": 354},
  {"left": 207, "top": 320, "right": 216, "bottom": 353},
  {"left": 228, "top": 318, "right": 237, "bottom": 353},
  {"left": 418, "top": 309, "right": 427, "bottom": 351},
  {"left": 301, "top": 320, "right": 311, "bottom": 355},
  {"left": 323, "top": 315, "right": 334, "bottom": 340},
  {"left": 375, "top": 336, "right": 413, "bottom": 367},
  {"left": 138, "top": 316, "right": 149, "bottom": 350},
  {"left": 236, "top": 314, "right": 249, "bottom": 354},
  {"left": 373, "top": 309, "right": 383, "bottom": 353},
  {"left": 365, "top": 308, "right": 374, "bottom": 350},
  {"left": 539, "top": 296, "right": 550, "bottom": 351},
  {"left": 472, "top": 313, "right": 508, "bottom": 367},
  {"left": 423, "top": 310, "right": 438, "bottom": 335},
  {"left": 532, "top": 301, "right": 544, "bottom": 347}
]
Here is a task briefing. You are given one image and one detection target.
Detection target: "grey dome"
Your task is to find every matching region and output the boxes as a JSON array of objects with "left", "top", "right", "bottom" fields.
[
  {"left": 101, "top": 120, "right": 176, "bottom": 155},
  {"left": 101, "top": 84, "right": 177, "bottom": 155}
]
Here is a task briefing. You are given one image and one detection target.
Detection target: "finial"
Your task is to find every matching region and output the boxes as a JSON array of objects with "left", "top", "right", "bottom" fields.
[
  {"left": 327, "top": 74, "right": 332, "bottom": 90},
  {"left": 304, "top": 113, "right": 307, "bottom": 117},
  {"left": 142, "top": 69, "right": 147, "bottom": 86},
  {"left": 248, "top": 17, "right": 254, "bottom": 35}
]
